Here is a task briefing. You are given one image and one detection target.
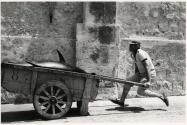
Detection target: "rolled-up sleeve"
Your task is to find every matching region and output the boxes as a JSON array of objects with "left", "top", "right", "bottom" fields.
[{"left": 137, "top": 50, "right": 147, "bottom": 61}]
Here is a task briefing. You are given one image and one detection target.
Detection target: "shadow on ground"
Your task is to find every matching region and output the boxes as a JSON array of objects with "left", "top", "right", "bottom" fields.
[
  {"left": 106, "top": 106, "right": 167, "bottom": 113},
  {"left": 1, "top": 108, "right": 83, "bottom": 123},
  {"left": 1, "top": 107, "right": 167, "bottom": 123},
  {"left": 1, "top": 110, "right": 42, "bottom": 123}
]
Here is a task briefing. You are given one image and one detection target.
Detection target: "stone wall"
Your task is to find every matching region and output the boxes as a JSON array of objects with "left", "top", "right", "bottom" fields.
[
  {"left": 1, "top": 2, "right": 83, "bottom": 65},
  {"left": 116, "top": 2, "right": 186, "bottom": 40}
]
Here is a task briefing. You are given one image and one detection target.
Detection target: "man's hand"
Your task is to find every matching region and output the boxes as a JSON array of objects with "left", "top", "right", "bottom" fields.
[
  {"left": 140, "top": 78, "right": 147, "bottom": 83},
  {"left": 144, "top": 82, "right": 151, "bottom": 88},
  {"left": 140, "top": 78, "right": 151, "bottom": 88}
]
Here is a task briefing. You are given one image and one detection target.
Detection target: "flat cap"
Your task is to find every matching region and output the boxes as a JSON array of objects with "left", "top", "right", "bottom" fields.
[{"left": 130, "top": 41, "right": 141, "bottom": 45}]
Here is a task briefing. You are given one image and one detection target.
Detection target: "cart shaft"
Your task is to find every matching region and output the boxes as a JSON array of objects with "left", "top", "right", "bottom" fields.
[{"left": 89, "top": 74, "right": 145, "bottom": 87}]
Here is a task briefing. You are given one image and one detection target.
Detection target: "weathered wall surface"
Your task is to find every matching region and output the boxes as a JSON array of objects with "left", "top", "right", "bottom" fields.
[
  {"left": 116, "top": 2, "right": 186, "bottom": 40},
  {"left": 84, "top": 2, "right": 116, "bottom": 26},
  {"left": 148, "top": 42, "right": 185, "bottom": 96},
  {"left": 77, "top": 2, "right": 117, "bottom": 76},
  {"left": 1, "top": 2, "right": 83, "bottom": 103},
  {"left": 76, "top": 25, "right": 119, "bottom": 76},
  {"left": 1, "top": 2, "right": 83, "bottom": 65}
]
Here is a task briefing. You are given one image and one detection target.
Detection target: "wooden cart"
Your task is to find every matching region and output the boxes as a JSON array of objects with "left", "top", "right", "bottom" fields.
[{"left": 1, "top": 62, "right": 145, "bottom": 120}]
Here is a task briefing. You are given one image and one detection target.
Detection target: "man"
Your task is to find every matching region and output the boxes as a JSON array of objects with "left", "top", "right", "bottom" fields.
[{"left": 110, "top": 41, "right": 169, "bottom": 107}]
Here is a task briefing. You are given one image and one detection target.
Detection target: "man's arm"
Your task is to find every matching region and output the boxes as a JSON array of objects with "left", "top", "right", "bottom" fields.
[
  {"left": 135, "top": 63, "right": 139, "bottom": 74},
  {"left": 142, "top": 59, "right": 151, "bottom": 82}
]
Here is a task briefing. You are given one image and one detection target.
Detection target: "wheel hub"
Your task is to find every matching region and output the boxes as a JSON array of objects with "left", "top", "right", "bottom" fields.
[{"left": 49, "top": 96, "right": 57, "bottom": 104}]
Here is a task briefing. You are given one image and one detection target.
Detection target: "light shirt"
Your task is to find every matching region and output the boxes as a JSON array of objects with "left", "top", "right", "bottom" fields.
[{"left": 135, "top": 49, "right": 155, "bottom": 74}]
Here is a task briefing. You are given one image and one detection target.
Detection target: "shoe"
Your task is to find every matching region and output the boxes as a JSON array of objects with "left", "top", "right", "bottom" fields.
[
  {"left": 109, "top": 99, "right": 128, "bottom": 107},
  {"left": 160, "top": 93, "right": 169, "bottom": 107}
]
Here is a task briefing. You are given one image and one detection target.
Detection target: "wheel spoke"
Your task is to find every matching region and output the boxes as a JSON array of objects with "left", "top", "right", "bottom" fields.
[
  {"left": 51, "top": 86, "right": 54, "bottom": 96},
  {"left": 44, "top": 104, "right": 51, "bottom": 113},
  {"left": 56, "top": 94, "right": 65, "bottom": 100},
  {"left": 39, "top": 96, "right": 49, "bottom": 100},
  {"left": 52, "top": 104, "right": 56, "bottom": 115},
  {"left": 43, "top": 89, "right": 50, "bottom": 98},
  {"left": 40, "top": 101, "right": 49, "bottom": 106},
  {"left": 57, "top": 100, "right": 66, "bottom": 105},
  {"left": 56, "top": 103, "right": 65, "bottom": 112},
  {"left": 55, "top": 88, "right": 61, "bottom": 96}
]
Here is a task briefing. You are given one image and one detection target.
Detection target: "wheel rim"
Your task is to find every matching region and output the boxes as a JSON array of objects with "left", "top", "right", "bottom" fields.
[{"left": 34, "top": 81, "right": 72, "bottom": 119}]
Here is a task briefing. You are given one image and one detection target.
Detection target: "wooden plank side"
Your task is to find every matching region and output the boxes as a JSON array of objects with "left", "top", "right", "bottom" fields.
[
  {"left": 78, "top": 78, "right": 85, "bottom": 100},
  {"left": 30, "top": 71, "right": 38, "bottom": 95},
  {"left": 73, "top": 77, "right": 85, "bottom": 101},
  {"left": 2, "top": 67, "right": 32, "bottom": 95}
]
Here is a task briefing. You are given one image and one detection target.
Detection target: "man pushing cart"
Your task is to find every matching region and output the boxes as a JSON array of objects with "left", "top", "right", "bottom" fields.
[{"left": 110, "top": 41, "right": 169, "bottom": 107}]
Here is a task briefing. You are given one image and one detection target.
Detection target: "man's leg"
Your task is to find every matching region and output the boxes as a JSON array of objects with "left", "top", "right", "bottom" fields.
[
  {"left": 119, "top": 74, "right": 141, "bottom": 103},
  {"left": 110, "top": 73, "right": 141, "bottom": 106},
  {"left": 137, "top": 78, "right": 169, "bottom": 106},
  {"left": 137, "top": 87, "right": 162, "bottom": 98},
  {"left": 119, "top": 84, "right": 131, "bottom": 103}
]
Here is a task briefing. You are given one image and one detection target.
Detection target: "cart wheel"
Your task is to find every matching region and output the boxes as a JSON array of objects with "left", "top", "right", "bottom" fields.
[{"left": 33, "top": 80, "right": 72, "bottom": 120}]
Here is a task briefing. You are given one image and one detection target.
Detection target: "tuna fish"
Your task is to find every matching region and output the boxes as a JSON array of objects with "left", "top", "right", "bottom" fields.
[{"left": 25, "top": 50, "right": 86, "bottom": 73}]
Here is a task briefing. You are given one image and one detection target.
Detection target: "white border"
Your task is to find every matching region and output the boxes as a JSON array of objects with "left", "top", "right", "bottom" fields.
[
  {"left": 0, "top": 0, "right": 186, "bottom": 2},
  {"left": 0, "top": 1, "right": 186, "bottom": 125}
]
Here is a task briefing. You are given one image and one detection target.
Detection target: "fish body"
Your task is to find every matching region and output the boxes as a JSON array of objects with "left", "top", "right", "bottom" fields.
[{"left": 25, "top": 50, "right": 86, "bottom": 73}]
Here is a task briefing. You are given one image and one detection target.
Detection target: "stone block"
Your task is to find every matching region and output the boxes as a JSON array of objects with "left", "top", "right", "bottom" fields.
[
  {"left": 85, "top": 2, "right": 116, "bottom": 26},
  {"left": 76, "top": 23, "right": 119, "bottom": 76},
  {"left": 116, "top": 2, "right": 186, "bottom": 40}
]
